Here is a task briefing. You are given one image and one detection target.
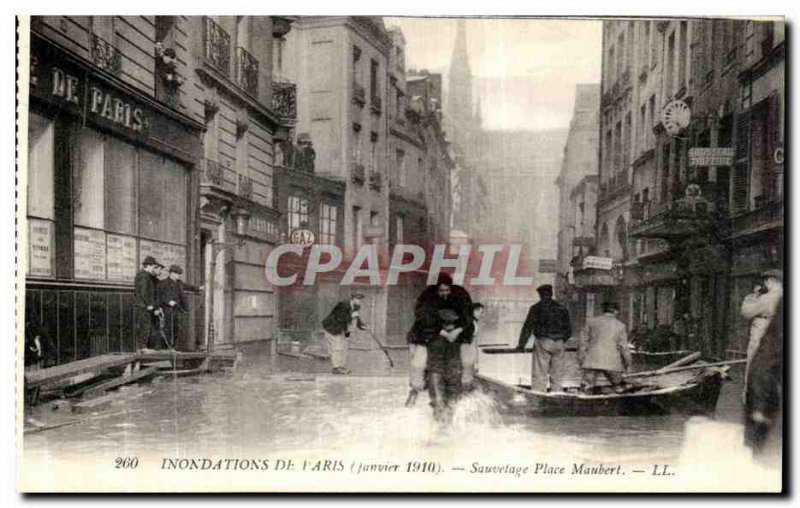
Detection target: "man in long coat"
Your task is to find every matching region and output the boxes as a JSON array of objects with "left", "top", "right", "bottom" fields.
[
  {"left": 578, "top": 301, "right": 632, "bottom": 393},
  {"left": 134, "top": 256, "right": 162, "bottom": 352},
  {"left": 158, "top": 265, "right": 189, "bottom": 350}
]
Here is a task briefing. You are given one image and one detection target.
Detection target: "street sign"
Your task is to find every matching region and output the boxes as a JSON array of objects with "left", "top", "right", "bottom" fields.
[
  {"left": 583, "top": 256, "right": 614, "bottom": 271},
  {"left": 688, "top": 147, "right": 734, "bottom": 167},
  {"left": 539, "top": 259, "right": 557, "bottom": 273},
  {"left": 289, "top": 228, "right": 315, "bottom": 247}
]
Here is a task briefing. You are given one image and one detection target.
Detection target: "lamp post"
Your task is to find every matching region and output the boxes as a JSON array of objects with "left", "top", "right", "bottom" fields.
[{"left": 206, "top": 207, "right": 251, "bottom": 353}]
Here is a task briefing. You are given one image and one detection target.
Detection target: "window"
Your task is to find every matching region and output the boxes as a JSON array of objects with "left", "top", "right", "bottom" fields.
[
  {"left": 624, "top": 112, "right": 632, "bottom": 169},
  {"left": 319, "top": 204, "right": 338, "bottom": 245},
  {"left": 604, "top": 129, "right": 612, "bottom": 179},
  {"left": 648, "top": 95, "right": 656, "bottom": 148},
  {"left": 155, "top": 16, "right": 175, "bottom": 45},
  {"left": 617, "top": 32, "right": 625, "bottom": 77},
  {"left": 396, "top": 149, "right": 406, "bottom": 187},
  {"left": 643, "top": 22, "right": 651, "bottom": 68},
  {"left": 288, "top": 196, "right": 310, "bottom": 231},
  {"left": 353, "top": 206, "right": 363, "bottom": 250},
  {"left": 638, "top": 104, "right": 646, "bottom": 155},
  {"left": 352, "top": 45, "right": 361, "bottom": 83},
  {"left": 678, "top": 21, "right": 688, "bottom": 89},
  {"left": 650, "top": 22, "right": 659, "bottom": 67},
  {"left": 745, "top": 21, "right": 755, "bottom": 59},
  {"left": 370, "top": 59, "right": 379, "bottom": 99},
  {"left": 74, "top": 130, "right": 106, "bottom": 229},
  {"left": 27, "top": 113, "right": 54, "bottom": 220},
  {"left": 370, "top": 211, "right": 379, "bottom": 227},
  {"left": 613, "top": 121, "right": 622, "bottom": 172},
  {"left": 396, "top": 215, "right": 404, "bottom": 245},
  {"left": 608, "top": 46, "right": 615, "bottom": 83},
  {"left": 666, "top": 31, "right": 675, "bottom": 95}
]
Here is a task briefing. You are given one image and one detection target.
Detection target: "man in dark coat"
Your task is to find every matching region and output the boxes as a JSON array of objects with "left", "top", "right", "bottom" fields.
[
  {"left": 406, "top": 273, "right": 474, "bottom": 418},
  {"left": 158, "top": 265, "right": 189, "bottom": 350},
  {"left": 516, "top": 284, "right": 572, "bottom": 392},
  {"left": 322, "top": 293, "right": 367, "bottom": 374},
  {"left": 134, "top": 256, "right": 163, "bottom": 352}
]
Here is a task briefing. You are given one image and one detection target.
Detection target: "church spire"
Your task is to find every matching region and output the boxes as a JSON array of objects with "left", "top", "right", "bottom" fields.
[{"left": 446, "top": 18, "right": 475, "bottom": 150}]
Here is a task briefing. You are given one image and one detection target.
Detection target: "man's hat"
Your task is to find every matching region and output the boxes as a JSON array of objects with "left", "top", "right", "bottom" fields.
[
  {"left": 437, "top": 308, "right": 459, "bottom": 323},
  {"left": 536, "top": 284, "right": 553, "bottom": 293},
  {"left": 351, "top": 292, "right": 365, "bottom": 300},
  {"left": 142, "top": 256, "right": 158, "bottom": 267},
  {"left": 297, "top": 133, "right": 311, "bottom": 144},
  {"left": 602, "top": 301, "right": 620, "bottom": 312},
  {"left": 762, "top": 269, "right": 783, "bottom": 281},
  {"left": 169, "top": 265, "right": 183, "bottom": 275}
]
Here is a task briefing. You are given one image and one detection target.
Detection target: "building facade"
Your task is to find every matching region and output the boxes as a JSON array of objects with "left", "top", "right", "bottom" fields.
[
  {"left": 26, "top": 16, "right": 204, "bottom": 363},
  {"left": 597, "top": 18, "right": 784, "bottom": 356},
  {"left": 555, "top": 84, "right": 600, "bottom": 329}
]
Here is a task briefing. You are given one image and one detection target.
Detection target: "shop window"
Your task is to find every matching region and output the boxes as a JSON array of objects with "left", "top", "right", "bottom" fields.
[
  {"left": 27, "top": 113, "right": 54, "bottom": 220},
  {"left": 105, "top": 137, "right": 136, "bottom": 235},
  {"left": 138, "top": 150, "right": 164, "bottom": 240},
  {"left": 319, "top": 203, "right": 338, "bottom": 245},
  {"left": 73, "top": 130, "right": 106, "bottom": 229},
  {"left": 288, "top": 196, "right": 309, "bottom": 231}
]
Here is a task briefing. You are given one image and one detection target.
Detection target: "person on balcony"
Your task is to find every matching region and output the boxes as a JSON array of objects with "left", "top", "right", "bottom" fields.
[{"left": 516, "top": 284, "right": 572, "bottom": 392}]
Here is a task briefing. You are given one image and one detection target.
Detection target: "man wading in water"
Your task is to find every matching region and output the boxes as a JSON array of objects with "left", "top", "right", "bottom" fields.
[{"left": 406, "top": 274, "right": 474, "bottom": 423}]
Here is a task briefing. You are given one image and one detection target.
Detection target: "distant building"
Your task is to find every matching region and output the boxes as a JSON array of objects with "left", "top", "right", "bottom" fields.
[{"left": 555, "top": 84, "right": 600, "bottom": 329}]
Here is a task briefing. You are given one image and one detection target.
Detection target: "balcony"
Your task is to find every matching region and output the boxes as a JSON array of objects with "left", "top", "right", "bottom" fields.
[
  {"left": 237, "top": 174, "right": 253, "bottom": 200},
  {"left": 201, "top": 158, "right": 225, "bottom": 187},
  {"left": 352, "top": 82, "right": 366, "bottom": 106},
  {"left": 90, "top": 33, "right": 121, "bottom": 74},
  {"left": 728, "top": 199, "right": 783, "bottom": 238},
  {"left": 203, "top": 17, "right": 231, "bottom": 76},
  {"left": 370, "top": 95, "right": 382, "bottom": 114},
  {"left": 368, "top": 170, "right": 382, "bottom": 191},
  {"left": 630, "top": 197, "right": 717, "bottom": 240},
  {"left": 235, "top": 46, "right": 259, "bottom": 97},
  {"left": 598, "top": 173, "right": 631, "bottom": 205},
  {"left": 351, "top": 163, "right": 365, "bottom": 185},
  {"left": 271, "top": 81, "right": 296, "bottom": 119}
]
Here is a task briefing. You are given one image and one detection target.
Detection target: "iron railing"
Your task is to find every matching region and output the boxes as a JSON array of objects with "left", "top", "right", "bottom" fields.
[
  {"left": 91, "top": 33, "right": 121, "bottom": 74},
  {"left": 235, "top": 46, "right": 259, "bottom": 96},
  {"left": 353, "top": 82, "right": 366, "bottom": 105},
  {"left": 201, "top": 158, "right": 224, "bottom": 186},
  {"left": 203, "top": 17, "right": 231, "bottom": 75},
  {"left": 271, "top": 81, "right": 297, "bottom": 119},
  {"left": 237, "top": 174, "right": 253, "bottom": 200}
]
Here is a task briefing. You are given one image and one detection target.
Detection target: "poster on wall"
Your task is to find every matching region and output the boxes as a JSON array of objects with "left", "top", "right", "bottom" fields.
[
  {"left": 106, "top": 234, "right": 137, "bottom": 281},
  {"left": 28, "top": 218, "right": 54, "bottom": 277},
  {"left": 73, "top": 227, "right": 107, "bottom": 280},
  {"left": 139, "top": 240, "right": 186, "bottom": 272}
]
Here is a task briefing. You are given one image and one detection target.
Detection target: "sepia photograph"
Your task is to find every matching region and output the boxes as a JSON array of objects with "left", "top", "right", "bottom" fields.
[{"left": 15, "top": 10, "right": 785, "bottom": 493}]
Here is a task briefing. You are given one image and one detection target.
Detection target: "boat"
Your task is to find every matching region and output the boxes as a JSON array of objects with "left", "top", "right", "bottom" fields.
[{"left": 474, "top": 360, "right": 728, "bottom": 417}]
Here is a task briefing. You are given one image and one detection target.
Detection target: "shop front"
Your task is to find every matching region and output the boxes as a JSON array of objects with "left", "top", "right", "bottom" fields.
[{"left": 25, "top": 34, "right": 203, "bottom": 365}]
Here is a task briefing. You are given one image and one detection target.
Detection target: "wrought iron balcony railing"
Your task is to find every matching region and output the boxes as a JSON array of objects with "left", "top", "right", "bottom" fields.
[
  {"left": 235, "top": 46, "right": 259, "bottom": 96},
  {"left": 352, "top": 82, "right": 366, "bottom": 105},
  {"left": 369, "top": 170, "right": 382, "bottom": 191},
  {"left": 203, "top": 17, "right": 231, "bottom": 76},
  {"left": 271, "top": 81, "right": 297, "bottom": 119},
  {"left": 351, "top": 163, "right": 366, "bottom": 185},
  {"left": 201, "top": 158, "right": 225, "bottom": 186},
  {"left": 237, "top": 174, "right": 253, "bottom": 200},
  {"left": 729, "top": 199, "right": 783, "bottom": 236},
  {"left": 91, "top": 33, "right": 121, "bottom": 74},
  {"left": 370, "top": 95, "right": 382, "bottom": 113}
]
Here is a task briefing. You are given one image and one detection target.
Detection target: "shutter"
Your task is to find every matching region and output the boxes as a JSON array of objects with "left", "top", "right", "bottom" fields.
[
  {"left": 732, "top": 112, "right": 751, "bottom": 212},
  {"left": 766, "top": 93, "right": 782, "bottom": 199}
]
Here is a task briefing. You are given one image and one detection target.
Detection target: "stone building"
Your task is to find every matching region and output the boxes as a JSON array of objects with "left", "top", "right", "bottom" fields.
[
  {"left": 598, "top": 18, "right": 784, "bottom": 356},
  {"left": 555, "top": 84, "right": 600, "bottom": 330},
  {"left": 25, "top": 16, "right": 205, "bottom": 362}
]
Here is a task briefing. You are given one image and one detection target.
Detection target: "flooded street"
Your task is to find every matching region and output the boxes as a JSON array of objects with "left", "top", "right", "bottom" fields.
[{"left": 23, "top": 355, "right": 780, "bottom": 492}]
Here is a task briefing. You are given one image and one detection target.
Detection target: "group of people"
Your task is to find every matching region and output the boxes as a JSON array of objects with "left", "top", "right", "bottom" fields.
[
  {"left": 516, "top": 284, "right": 632, "bottom": 395},
  {"left": 134, "top": 255, "right": 190, "bottom": 353}
]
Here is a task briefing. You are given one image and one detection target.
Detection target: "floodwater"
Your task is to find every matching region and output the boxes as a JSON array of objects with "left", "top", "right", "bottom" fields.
[{"left": 22, "top": 354, "right": 781, "bottom": 492}]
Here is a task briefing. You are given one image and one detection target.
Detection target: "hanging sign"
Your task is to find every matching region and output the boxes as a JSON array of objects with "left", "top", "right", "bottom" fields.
[{"left": 688, "top": 147, "right": 734, "bottom": 167}]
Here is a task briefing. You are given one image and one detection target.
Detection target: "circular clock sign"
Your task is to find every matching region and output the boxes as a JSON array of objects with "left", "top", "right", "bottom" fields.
[
  {"left": 661, "top": 100, "right": 691, "bottom": 136},
  {"left": 289, "top": 228, "right": 315, "bottom": 247}
]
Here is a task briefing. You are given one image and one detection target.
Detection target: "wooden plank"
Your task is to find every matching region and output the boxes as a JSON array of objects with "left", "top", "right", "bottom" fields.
[
  {"left": 72, "top": 386, "right": 150, "bottom": 414},
  {"left": 624, "top": 359, "right": 747, "bottom": 379},
  {"left": 138, "top": 351, "right": 206, "bottom": 361},
  {"left": 25, "top": 353, "right": 139, "bottom": 388},
  {"left": 82, "top": 367, "right": 159, "bottom": 399}
]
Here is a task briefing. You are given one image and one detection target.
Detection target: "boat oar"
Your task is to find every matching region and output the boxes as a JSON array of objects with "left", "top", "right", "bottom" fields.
[
  {"left": 655, "top": 351, "right": 702, "bottom": 371},
  {"left": 624, "top": 359, "right": 748, "bottom": 379},
  {"left": 481, "top": 347, "right": 533, "bottom": 354}
]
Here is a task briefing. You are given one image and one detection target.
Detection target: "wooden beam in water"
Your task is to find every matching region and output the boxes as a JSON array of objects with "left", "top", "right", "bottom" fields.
[
  {"left": 82, "top": 367, "right": 159, "bottom": 399},
  {"left": 25, "top": 354, "right": 140, "bottom": 388}
]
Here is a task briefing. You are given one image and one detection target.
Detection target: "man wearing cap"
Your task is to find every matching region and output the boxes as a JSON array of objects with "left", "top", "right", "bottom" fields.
[
  {"left": 741, "top": 269, "right": 783, "bottom": 460},
  {"left": 578, "top": 301, "right": 632, "bottom": 394},
  {"left": 157, "top": 265, "right": 189, "bottom": 350},
  {"left": 516, "top": 284, "right": 572, "bottom": 392},
  {"left": 134, "top": 256, "right": 163, "bottom": 353},
  {"left": 322, "top": 293, "right": 368, "bottom": 374}
]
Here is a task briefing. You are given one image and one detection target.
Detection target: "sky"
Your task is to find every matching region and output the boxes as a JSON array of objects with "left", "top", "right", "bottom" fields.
[{"left": 384, "top": 17, "right": 602, "bottom": 131}]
